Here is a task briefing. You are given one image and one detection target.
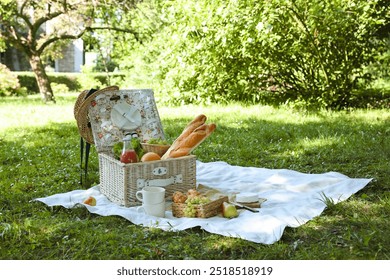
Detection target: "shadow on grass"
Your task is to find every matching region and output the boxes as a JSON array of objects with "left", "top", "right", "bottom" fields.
[
  {"left": 0, "top": 122, "right": 99, "bottom": 199},
  {"left": 2, "top": 112, "right": 388, "bottom": 207},
  {"left": 163, "top": 112, "right": 389, "bottom": 177},
  {"left": 1, "top": 111, "right": 389, "bottom": 259}
]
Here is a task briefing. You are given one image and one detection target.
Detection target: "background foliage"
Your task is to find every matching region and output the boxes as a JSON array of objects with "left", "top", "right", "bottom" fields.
[
  {"left": 13, "top": 71, "right": 126, "bottom": 94},
  {"left": 1, "top": 0, "right": 389, "bottom": 108},
  {"left": 0, "top": 64, "right": 26, "bottom": 96},
  {"left": 109, "top": 0, "right": 390, "bottom": 109}
]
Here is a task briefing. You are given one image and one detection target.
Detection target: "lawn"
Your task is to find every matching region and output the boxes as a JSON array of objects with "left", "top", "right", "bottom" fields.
[{"left": 0, "top": 93, "right": 389, "bottom": 259}]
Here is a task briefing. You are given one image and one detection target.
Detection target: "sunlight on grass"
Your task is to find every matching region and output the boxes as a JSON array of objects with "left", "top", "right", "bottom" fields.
[
  {"left": 300, "top": 136, "right": 341, "bottom": 150},
  {"left": 0, "top": 93, "right": 77, "bottom": 131},
  {"left": 1, "top": 95, "right": 390, "bottom": 259}
]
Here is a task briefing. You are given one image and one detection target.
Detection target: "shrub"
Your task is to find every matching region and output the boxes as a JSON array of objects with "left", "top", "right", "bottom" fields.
[
  {"left": 248, "top": 0, "right": 389, "bottom": 109},
  {"left": 16, "top": 72, "right": 39, "bottom": 93},
  {"left": 78, "top": 66, "right": 104, "bottom": 90},
  {"left": 48, "top": 73, "right": 81, "bottom": 92},
  {"left": 78, "top": 66, "right": 127, "bottom": 90},
  {"left": 50, "top": 82, "right": 70, "bottom": 94},
  {"left": 15, "top": 71, "right": 126, "bottom": 94},
  {"left": 0, "top": 63, "right": 26, "bottom": 96},
  {"left": 125, "top": 0, "right": 389, "bottom": 109},
  {"left": 16, "top": 72, "right": 81, "bottom": 93}
]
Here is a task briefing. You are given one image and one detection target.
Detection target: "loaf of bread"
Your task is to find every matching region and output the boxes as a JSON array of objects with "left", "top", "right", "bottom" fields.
[
  {"left": 163, "top": 122, "right": 216, "bottom": 159},
  {"left": 161, "top": 114, "right": 207, "bottom": 160}
]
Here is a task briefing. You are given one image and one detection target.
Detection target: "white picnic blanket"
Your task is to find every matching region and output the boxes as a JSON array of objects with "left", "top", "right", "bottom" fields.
[{"left": 35, "top": 161, "right": 371, "bottom": 244}]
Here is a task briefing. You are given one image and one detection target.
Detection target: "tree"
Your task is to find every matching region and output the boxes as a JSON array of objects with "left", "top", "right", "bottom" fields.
[{"left": 0, "top": 0, "right": 140, "bottom": 102}]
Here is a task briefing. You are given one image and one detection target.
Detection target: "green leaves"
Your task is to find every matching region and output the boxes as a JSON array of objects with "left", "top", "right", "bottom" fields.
[{"left": 118, "top": 0, "right": 389, "bottom": 109}]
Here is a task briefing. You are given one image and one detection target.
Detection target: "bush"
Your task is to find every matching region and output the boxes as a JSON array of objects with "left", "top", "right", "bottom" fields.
[
  {"left": 247, "top": 0, "right": 388, "bottom": 109},
  {"left": 78, "top": 66, "right": 104, "bottom": 90},
  {"left": 0, "top": 63, "right": 26, "bottom": 96},
  {"left": 15, "top": 71, "right": 127, "bottom": 94},
  {"left": 16, "top": 72, "right": 81, "bottom": 93},
  {"left": 124, "top": 0, "right": 389, "bottom": 109},
  {"left": 50, "top": 82, "right": 70, "bottom": 94},
  {"left": 78, "top": 66, "right": 127, "bottom": 90},
  {"left": 16, "top": 72, "right": 39, "bottom": 93},
  {"left": 48, "top": 73, "right": 81, "bottom": 92}
]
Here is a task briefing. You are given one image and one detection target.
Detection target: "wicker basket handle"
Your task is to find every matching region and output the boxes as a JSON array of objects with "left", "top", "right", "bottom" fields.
[{"left": 137, "top": 174, "right": 183, "bottom": 189}]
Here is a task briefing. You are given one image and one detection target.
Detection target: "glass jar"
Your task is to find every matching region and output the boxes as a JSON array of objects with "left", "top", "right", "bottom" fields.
[{"left": 120, "top": 135, "right": 138, "bottom": 163}]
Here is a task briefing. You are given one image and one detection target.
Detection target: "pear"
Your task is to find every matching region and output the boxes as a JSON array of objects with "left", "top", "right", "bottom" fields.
[{"left": 222, "top": 202, "right": 238, "bottom": 218}]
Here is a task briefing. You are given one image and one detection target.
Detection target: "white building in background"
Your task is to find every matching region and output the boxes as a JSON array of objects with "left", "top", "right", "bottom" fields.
[{"left": 54, "top": 38, "right": 84, "bottom": 72}]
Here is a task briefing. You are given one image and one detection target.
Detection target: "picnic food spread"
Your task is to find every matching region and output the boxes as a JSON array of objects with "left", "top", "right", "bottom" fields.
[
  {"left": 74, "top": 87, "right": 266, "bottom": 218},
  {"left": 107, "top": 113, "right": 261, "bottom": 218},
  {"left": 112, "top": 114, "right": 216, "bottom": 163},
  {"left": 171, "top": 188, "right": 229, "bottom": 218}
]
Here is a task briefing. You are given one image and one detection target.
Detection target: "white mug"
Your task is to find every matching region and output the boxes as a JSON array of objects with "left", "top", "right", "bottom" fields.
[
  {"left": 137, "top": 202, "right": 166, "bottom": 218},
  {"left": 136, "top": 186, "right": 165, "bottom": 204}
]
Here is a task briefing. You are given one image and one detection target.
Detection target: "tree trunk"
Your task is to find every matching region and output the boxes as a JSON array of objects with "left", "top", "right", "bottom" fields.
[{"left": 29, "top": 54, "right": 55, "bottom": 103}]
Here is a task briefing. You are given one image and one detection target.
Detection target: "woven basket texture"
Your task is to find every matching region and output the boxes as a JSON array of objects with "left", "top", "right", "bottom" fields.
[
  {"left": 172, "top": 196, "right": 228, "bottom": 218},
  {"left": 99, "top": 153, "right": 196, "bottom": 207},
  {"left": 141, "top": 143, "right": 170, "bottom": 157}
]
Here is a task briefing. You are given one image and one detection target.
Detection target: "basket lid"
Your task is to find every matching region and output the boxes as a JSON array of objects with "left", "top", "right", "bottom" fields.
[
  {"left": 87, "top": 89, "right": 166, "bottom": 153},
  {"left": 74, "top": 86, "right": 119, "bottom": 144}
]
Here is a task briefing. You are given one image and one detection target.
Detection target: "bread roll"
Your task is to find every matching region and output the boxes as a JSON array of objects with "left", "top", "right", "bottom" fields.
[
  {"left": 172, "top": 191, "right": 187, "bottom": 203},
  {"left": 161, "top": 114, "right": 207, "bottom": 160},
  {"left": 141, "top": 152, "right": 161, "bottom": 162}
]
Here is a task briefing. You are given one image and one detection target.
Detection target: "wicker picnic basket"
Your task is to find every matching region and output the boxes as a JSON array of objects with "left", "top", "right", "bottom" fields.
[
  {"left": 78, "top": 87, "right": 198, "bottom": 207},
  {"left": 172, "top": 196, "right": 228, "bottom": 218},
  {"left": 99, "top": 153, "right": 197, "bottom": 207},
  {"left": 141, "top": 143, "right": 170, "bottom": 157}
]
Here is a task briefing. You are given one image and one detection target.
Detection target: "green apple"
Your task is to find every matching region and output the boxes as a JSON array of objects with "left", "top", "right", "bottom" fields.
[{"left": 222, "top": 202, "right": 238, "bottom": 218}]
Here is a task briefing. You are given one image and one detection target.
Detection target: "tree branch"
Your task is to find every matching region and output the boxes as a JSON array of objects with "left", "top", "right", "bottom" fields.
[
  {"left": 36, "top": 21, "right": 141, "bottom": 54},
  {"left": 19, "top": 0, "right": 30, "bottom": 15},
  {"left": 88, "top": 26, "right": 140, "bottom": 41},
  {"left": 286, "top": 3, "right": 330, "bottom": 84},
  {"left": 37, "top": 30, "right": 86, "bottom": 54},
  {"left": 16, "top": 1, "right": 34, "bottom": 31},
  {"left": 31, "top": 11, "right": 64, "bottom": 40}
]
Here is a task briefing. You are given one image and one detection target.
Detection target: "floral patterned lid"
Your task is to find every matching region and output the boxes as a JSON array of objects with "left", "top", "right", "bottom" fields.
[{"left": 87, "top": 89, "right": 165, "bottom": 154}]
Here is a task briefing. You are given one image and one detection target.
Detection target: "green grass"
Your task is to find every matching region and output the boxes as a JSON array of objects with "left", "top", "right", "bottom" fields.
[{"left": 1, "top": 93, "right": 390, "bottom": 259}]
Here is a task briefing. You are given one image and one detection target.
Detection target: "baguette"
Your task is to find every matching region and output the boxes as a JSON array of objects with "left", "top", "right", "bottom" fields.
[
  {"left": 164, "top": 123, "right": 216, "bottom": 159},
  {"left": 161, "top": 114, "right": 207, "bottom": 159}
]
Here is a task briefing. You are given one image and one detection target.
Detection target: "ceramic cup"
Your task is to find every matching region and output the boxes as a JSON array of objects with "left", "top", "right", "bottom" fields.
[
  {"left": 136, "top": 186, "right": 165, "bottom": 205},
  {"left": 137, "top": 201, "right": 166, "bottom": 218}
]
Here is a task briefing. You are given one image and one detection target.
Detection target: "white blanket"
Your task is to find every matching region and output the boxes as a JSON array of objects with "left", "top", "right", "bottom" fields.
[{"left": 35, "top": 161, "right": 371, "bottom": 244}]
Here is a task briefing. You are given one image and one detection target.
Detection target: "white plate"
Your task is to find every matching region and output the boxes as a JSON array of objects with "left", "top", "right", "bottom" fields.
[
  {"left": 236, "top": 192, "right": 259, "bottom": 203},
  {"left": 111, "top": 102, "right": 142, "bottom": 131}
]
